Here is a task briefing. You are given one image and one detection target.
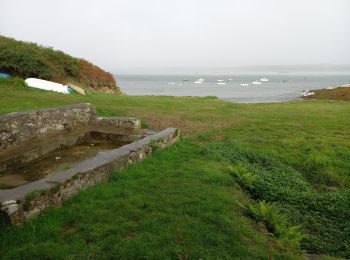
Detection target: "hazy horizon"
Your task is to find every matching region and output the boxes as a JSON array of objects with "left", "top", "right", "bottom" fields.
[
  {"left": 114, "top": 64, "right": 350, "bottom": 75},
  {"left": 1, "top": 0, "right": 349, "bottom": 74}
]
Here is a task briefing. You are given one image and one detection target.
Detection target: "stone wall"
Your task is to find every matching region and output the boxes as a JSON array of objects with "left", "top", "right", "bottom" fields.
[
  {"left": 0, "top": 104, "right": 142, "bottom": 174},
  {"left": 0, "top": 128, "right": 180, "bottom": 225},
  {"left": 0, "top": 103, "right": 96, "bottom": 149}
]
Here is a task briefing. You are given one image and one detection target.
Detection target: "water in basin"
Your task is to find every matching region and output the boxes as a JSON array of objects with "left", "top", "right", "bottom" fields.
[{"left": 0, "top": 132, "right": 128, "bottom": 189}]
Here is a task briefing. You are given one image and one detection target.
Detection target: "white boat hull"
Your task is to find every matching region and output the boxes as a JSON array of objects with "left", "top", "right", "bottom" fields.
[{"left": 25, "top": 78, "right": 70, "bottom": 94}]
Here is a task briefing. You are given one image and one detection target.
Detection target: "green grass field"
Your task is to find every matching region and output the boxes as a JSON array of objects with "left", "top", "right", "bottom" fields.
[{"left": 1, "top": 78, "right": 350, "bottom": 259}]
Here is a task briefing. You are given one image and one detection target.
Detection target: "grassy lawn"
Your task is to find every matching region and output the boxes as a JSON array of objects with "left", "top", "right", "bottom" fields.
[{"left": 1, "top": 78, "right": 350, "bottom": 258}]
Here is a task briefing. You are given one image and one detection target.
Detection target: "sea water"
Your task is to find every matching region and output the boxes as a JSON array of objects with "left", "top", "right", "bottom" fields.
[{"left": 117, "top": 73, "right": 350, "bottom": 103}]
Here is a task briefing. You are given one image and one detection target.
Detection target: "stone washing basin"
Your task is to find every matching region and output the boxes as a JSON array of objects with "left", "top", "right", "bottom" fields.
[{"left": 0, "top": 104, "right": 180, "bottom": 225}]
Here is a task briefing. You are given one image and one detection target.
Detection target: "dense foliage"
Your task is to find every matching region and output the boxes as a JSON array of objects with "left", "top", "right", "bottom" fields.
[
  {"left": 203, "top": 142, "right": 350, "bottom": 257},
  {"left": 0, "top": 36, "right": 120, "bottom": 93}
]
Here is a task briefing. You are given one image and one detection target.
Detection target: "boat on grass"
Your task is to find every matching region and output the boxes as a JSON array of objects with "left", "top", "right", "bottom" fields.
[{"left": 25, "top": 78, "right": 71, "bottom": 94}]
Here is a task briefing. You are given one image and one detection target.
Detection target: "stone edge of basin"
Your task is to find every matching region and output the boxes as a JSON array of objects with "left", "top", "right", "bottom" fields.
[
  {"left": 0, "top": 127, "right": 180, "bottom": 225},
  {"left": 0, "top": 103, "right": 142, "bottom": 150}
]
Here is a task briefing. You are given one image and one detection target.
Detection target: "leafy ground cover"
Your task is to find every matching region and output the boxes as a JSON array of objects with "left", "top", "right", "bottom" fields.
[
  {"left": 0, "top": 78, "right": 350, "bottom": 258},
  {"left": 203, "top": 142, "right": 350, "bottom": 257}
]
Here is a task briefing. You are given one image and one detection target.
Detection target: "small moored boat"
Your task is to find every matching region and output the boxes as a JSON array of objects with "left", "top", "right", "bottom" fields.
[{"left": 194, "top": 78, "right": 205, "bottom": 84}]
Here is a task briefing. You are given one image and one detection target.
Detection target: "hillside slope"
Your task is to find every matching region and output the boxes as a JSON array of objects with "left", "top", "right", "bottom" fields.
[{"left": 0, "top": 36, "right": 121, "bottom": 94}]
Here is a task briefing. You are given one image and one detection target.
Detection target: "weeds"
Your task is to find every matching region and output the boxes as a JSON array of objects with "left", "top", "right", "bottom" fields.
[
  {"left": 149, "top": 139, "right": 161, "bottom": 153},
  {"left": 244, "top": 201, "right": 303, "bottom": 250}
]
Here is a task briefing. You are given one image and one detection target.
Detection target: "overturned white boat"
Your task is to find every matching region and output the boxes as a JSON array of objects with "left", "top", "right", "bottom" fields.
[{"left": 25, "top": 78, "right": 71, "bottom": 94}]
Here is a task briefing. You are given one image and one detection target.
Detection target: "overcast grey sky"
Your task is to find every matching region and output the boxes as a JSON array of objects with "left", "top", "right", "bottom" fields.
[{"left": 0, "top": 0, "right": 349, "bottom": 73}]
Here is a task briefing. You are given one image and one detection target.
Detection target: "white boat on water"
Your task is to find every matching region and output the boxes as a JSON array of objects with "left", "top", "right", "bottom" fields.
[
  {"left": 217, "top": 82, "right": 226, "bottom": 85},
  {"left": 217, "top": 79, "right": 224, "bottom": 82},
  {"left": 228, "top": 78, "right": 233, "bottom": 81},
  {"left": 168, "top": 82, "right": 176, "bottom": 85},
  {"left": 252, "top": 81, "right": 262, "bottom": 85},
  {"left": 260, "top": 77, "right": 269, "bottom": 82},
  {"left": 194, "top": 78, "right": 205, "bottom": 84},
  {"left": 240, "top": 83, "right": 249, "bottom": 87}
]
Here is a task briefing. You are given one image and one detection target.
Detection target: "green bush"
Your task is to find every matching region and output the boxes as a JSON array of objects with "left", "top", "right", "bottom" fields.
[{"left": 0, "top": 36, "right": 79, "bottom": 81}]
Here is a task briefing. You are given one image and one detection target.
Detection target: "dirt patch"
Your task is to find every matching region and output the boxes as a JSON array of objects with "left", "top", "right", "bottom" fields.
[
  {"left": 138, "top": 113, "right": 235, "bottom": 137},
  {"left": 61, "top": 226, "right": 78, "bottom": 235},
  {"left": 141, "top": 114, "right": 205, "bottom": 135},
  {"left": 121, "top": 231, "right": 136, "bottom": 240}
]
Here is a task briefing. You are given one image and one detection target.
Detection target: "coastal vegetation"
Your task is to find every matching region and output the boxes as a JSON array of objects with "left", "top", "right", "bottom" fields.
[
  {"left": 0, "top": 36, "right": 120, "bottom": 93},
  {"left": 0, "top": 78, "right": 350, "bottom": 258},
  {"left": 304, "top": 86, "right": 350, "bottom": 102}
]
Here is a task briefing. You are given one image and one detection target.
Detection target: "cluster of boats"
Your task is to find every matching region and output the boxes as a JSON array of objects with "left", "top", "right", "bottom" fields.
[
  {"left": 167, "top": 77, "right": 270, "bottom": 86},
  {"left": 193, "top": 77, "right": 269, "bottom": 86},
  {"left": 240, "top": 77, "right": 269, "bottom": 87}
]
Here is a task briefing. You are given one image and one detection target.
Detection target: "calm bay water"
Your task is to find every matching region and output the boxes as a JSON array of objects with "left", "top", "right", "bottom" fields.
[{"left": 117, "top": 73, "right": 350, "bottom": 103}]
